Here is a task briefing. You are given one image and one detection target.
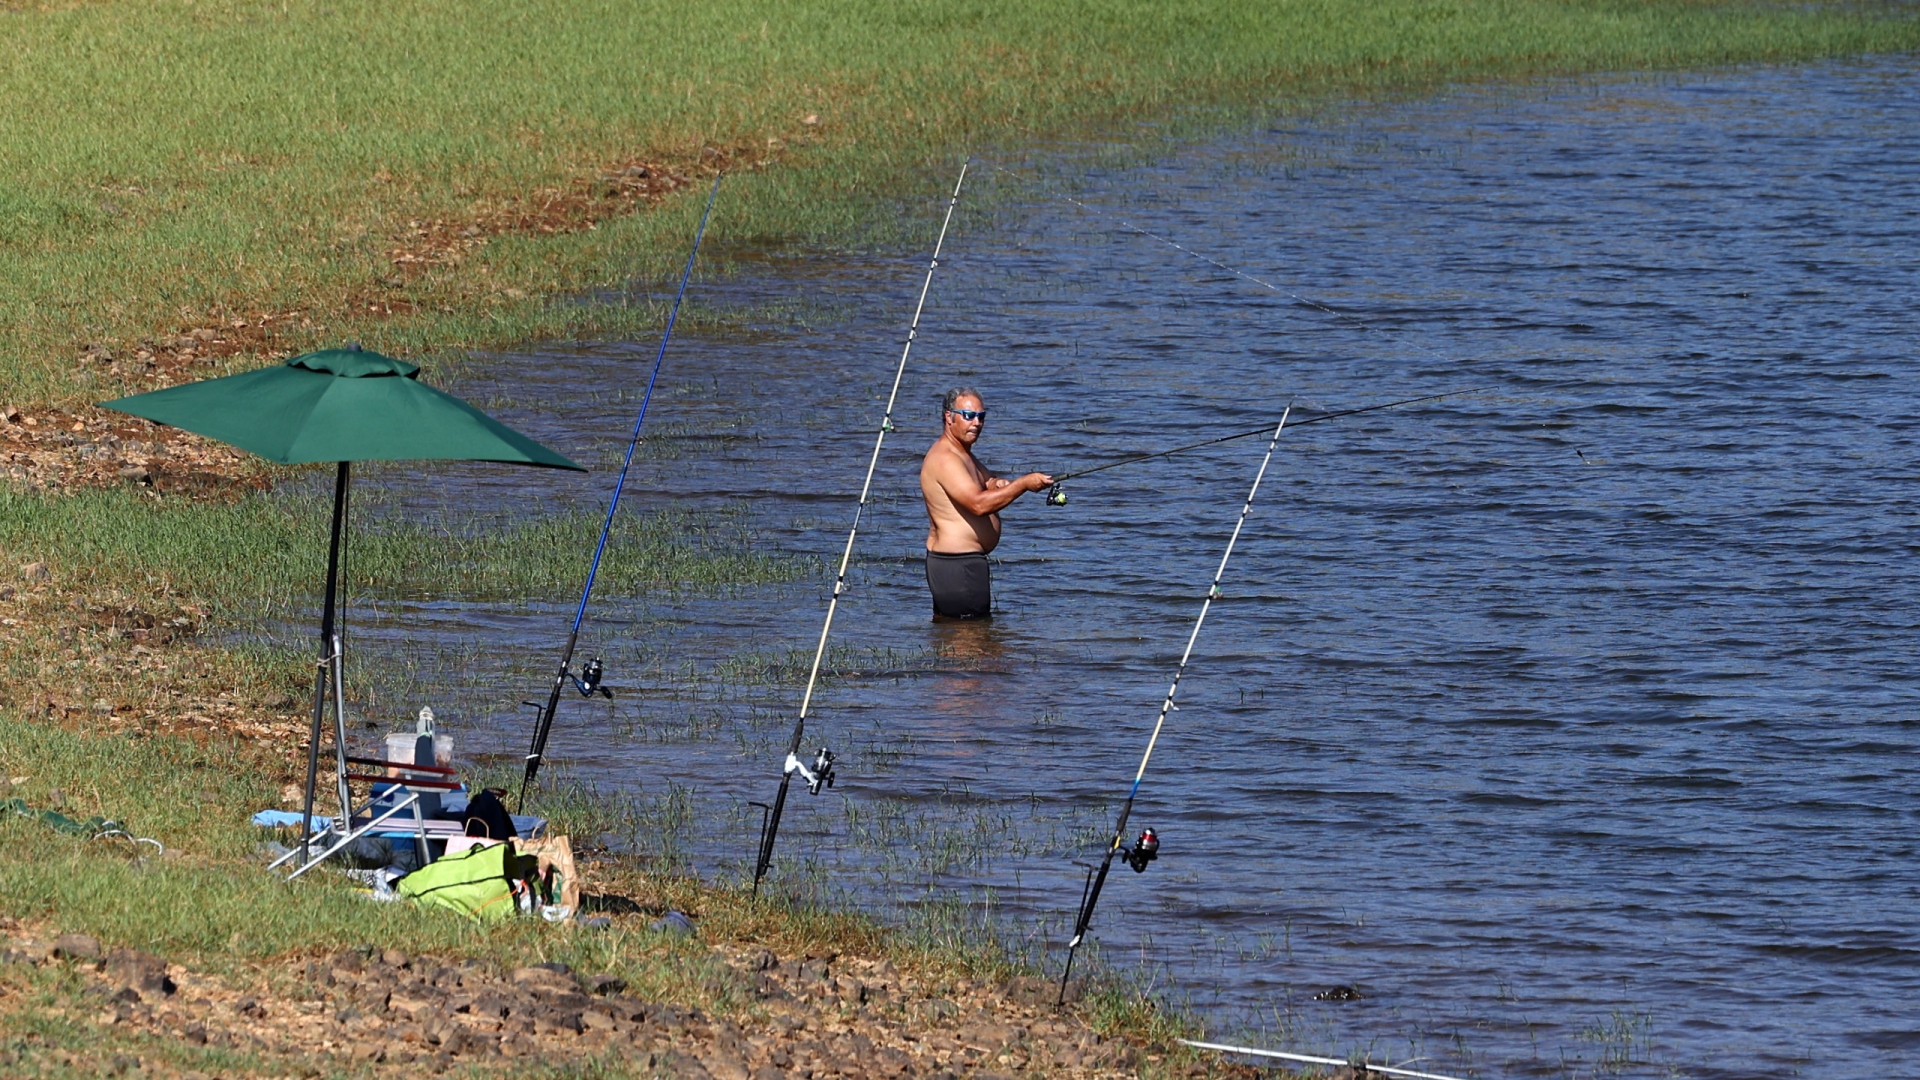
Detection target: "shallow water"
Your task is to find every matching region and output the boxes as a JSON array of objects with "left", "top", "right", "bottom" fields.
[{"left": 327, "top": 59, "right": 1920, "bottom": 1078}]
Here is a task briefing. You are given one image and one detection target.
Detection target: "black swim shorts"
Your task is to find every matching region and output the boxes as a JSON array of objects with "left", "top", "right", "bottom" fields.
[{"left": 925, "top": 550, "right": 992, "bottom": 619}]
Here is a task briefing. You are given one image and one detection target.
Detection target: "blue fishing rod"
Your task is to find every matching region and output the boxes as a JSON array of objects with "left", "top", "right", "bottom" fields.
[
  {"left": 519, "top": 172, "right": 722, "bottom": 808},
  {"left": 1057, "top": 404, "right": 1291, "bottom": 1004}
]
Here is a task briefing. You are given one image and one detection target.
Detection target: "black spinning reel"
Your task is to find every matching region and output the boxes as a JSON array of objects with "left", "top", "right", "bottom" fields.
[
  {"left": 1122, "top": 827, "right": 1159, "bottom": 873},
  {"left": 787, "top": 746, "right": 836, "bottom": 795},
  {"left": 1045, "top": 483, "right": 1068, "bottom": 507},
  {"left": 570, "top": 657, "right": 613, "bottom": 699}
]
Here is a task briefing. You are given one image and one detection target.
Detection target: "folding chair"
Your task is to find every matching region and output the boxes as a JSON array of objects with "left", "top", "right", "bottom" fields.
[{"left": 275, "top": 710, "right": 466, "bottom": 879}]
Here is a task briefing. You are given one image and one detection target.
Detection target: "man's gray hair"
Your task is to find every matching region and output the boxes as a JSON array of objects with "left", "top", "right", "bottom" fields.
[{"left": 942, "top": 387, "right": 984, "bottom": 417}]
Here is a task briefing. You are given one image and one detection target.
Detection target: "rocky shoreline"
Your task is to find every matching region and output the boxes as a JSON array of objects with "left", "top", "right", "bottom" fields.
[{"left": 0, "top": 916, "right": 1258, "bottom": 1080}]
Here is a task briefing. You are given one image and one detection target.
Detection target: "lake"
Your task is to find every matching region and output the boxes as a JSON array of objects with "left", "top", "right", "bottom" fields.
[{"left": 332, "top": 57, "right": 1920, "bottom": 1078}]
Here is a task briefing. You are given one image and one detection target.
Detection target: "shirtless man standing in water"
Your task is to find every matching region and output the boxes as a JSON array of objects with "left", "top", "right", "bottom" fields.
[{"left": 919, "top": 388, "right": 1052, "bottom": 619}]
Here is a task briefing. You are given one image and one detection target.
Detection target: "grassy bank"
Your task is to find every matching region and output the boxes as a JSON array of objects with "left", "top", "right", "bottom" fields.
[
  {"left": 0, "top": 698, "right": 1203, "bottom": 1079},
  {"left": 0, "top": 0, "right": 1915, "bottom": 406}
]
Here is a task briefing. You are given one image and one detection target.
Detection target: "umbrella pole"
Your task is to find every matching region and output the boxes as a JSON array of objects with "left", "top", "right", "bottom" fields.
[{"left": 299, "top": 462, "right": 351, "bottom": 865}]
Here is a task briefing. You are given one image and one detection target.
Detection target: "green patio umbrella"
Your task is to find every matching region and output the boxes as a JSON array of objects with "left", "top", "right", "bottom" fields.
[{"left": 101, "top": 345, "right": 584, "bottom": 859}]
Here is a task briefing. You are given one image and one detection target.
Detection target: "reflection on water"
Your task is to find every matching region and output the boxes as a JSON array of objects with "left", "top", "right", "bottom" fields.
[{"left": 317, "top": 59, "right": 1920, "bottom": 1079}]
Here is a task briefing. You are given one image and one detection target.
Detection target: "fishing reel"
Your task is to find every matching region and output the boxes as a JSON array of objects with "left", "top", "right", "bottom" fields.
[
  {"left": 1045, "top": 483, "right": 1068, "bottom": 507},
  {"left": 1122, "top": 827, "right": 1159, "bottom": 873},
  {"left": 785, "top": 747, "right": 837, "bottom": 795},
  {"left": 569, "top": 657, "right": 613, "bottom": 699}
]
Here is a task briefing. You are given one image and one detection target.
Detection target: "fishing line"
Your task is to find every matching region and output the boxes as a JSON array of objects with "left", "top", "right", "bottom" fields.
[
  {"left": 1057, "top": 404, "right": 1290, "bottom": 1003},
  {"left": 1042, "top": 385, "right": 1486, "bottom": 505},
  {"left": 518, "top": 171, "right": 722, "bottom": 809},
  {"left": 1177, "top": 1039, "right": 1472, "bottom": 1080},
  {"left": 750, "top": 160, "right": 970, "bottom": 895},
  {"left": 993, "top": 164, "right": 1481, "bottom": 375}
]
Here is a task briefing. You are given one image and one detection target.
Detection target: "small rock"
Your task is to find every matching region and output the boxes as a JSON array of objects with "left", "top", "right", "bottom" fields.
[
  {"left": 702, "top": 1049, "right": 751, "bottom": 1080},
  {"left": 584, "top": 973, "right": 626, "bottom": 995},
  {"left": 388, "top": 990, "right": 438, "bottom": 1018},
  {"left": 104, "top": 949, "right": 174, "bottom": 997},
  {"left": 20, "top": 562, "right": 49, "bottom": 582},
  {"left": 649, "top": 910, "right": 696, "bottom": 937},
  {"left": 746, "top": 948, "right": 777, "bottom": 971},
  {"left": 1001, "top": 975, "right": 1056, "bottom": 1008},
  {"left": 380, "top": 948, "right": 408, "bottom": 969},
  {"left": 52, "top": 933, "right": 101, "bottom": 961},
  {"left": 510, "top": 965, "right": 571, "bottom": 987},
  {"left": 1313, "top": 984, "right": 1363, "bottom": 1002},
  {"left": 266, "top": 692, "right": 296, "bottom": 709},
  {"left": 46, "top": 788, "right": 64, "bottom": 810},
  {"left": 666, "top": 1052, "right": 714, "bottom": 1080},
  {"left": 961, "top": 1022, "right": 1023, "bottom": 1050}
]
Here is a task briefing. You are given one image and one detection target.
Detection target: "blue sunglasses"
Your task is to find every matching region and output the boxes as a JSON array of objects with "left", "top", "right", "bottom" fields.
[{"left": 947, "top": 408, "right": 988, "bottom": 421}]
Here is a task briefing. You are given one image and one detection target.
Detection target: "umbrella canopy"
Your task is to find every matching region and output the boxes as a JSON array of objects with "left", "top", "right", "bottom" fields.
[
  {"left": 99, "top": 345, "right": 582, "bottom": 470},
  {"left": 99, "top": 345, "right": 584, "bottom": 868}
]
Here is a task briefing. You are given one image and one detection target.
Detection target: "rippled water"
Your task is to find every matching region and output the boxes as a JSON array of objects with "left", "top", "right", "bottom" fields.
[{"left": 328, "top": 60, "right": 1920, "bottom": 1077}]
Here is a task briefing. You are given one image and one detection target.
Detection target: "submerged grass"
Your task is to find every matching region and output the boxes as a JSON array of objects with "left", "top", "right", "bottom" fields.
[
  {"left": 0, "top": 0, "right": 1916, "bottom": 404},
  {"left": 0, "top": 486, "right": 805, "bottom": 627}
]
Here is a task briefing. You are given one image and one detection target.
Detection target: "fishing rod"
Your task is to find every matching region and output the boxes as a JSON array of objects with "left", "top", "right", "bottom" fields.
[
  {"left": 1057, "top": 404, "right": 1291, "bottom": 1005},
  {"left": 1041, "top": 386, "right": 1486, "bottom": 506},
  {"left": 518, "top": 172, "right": 722, "bottom": 809},
  {"left": 1177, "top": 1040, "right": 1472, "bottom": 1080},
  {"left": 750, "top": 160, "right": 970, "bottom": 894}
]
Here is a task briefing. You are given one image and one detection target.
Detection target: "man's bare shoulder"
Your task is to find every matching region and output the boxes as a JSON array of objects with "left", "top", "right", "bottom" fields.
[{"left": 921, "top": 440, "right": 971, "bottom": 480}]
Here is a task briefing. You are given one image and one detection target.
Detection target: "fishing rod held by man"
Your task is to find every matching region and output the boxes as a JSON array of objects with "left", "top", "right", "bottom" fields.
[
  {"left": 919, "top": 388, "right": 1053, "bottom": 620},
  {"left": 1041, "top": 385, "right": 1489, "bottom": 506}
]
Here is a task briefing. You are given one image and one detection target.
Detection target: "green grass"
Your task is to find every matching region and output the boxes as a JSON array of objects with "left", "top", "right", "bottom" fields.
[
  {"left": 0, "top": 711, "right": 748, "bottom": 1003},
  {"left": 0, "top": 0, "right": 1915, "bottom": 404}
]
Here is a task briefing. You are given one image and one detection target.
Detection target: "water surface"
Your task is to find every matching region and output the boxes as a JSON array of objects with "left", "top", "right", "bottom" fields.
[{"left": 330, "top": 59, "right": 1920, "bottom": 1078}]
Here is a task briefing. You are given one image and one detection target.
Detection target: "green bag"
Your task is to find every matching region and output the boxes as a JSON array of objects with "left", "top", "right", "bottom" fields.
[{"left": 395, "top": 841, "right": 518, "bottom": 921}]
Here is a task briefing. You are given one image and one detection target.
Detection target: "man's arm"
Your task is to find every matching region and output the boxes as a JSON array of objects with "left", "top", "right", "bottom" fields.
[{"left": 933, "top": 454, "right": 1051, "bottom": 516}]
